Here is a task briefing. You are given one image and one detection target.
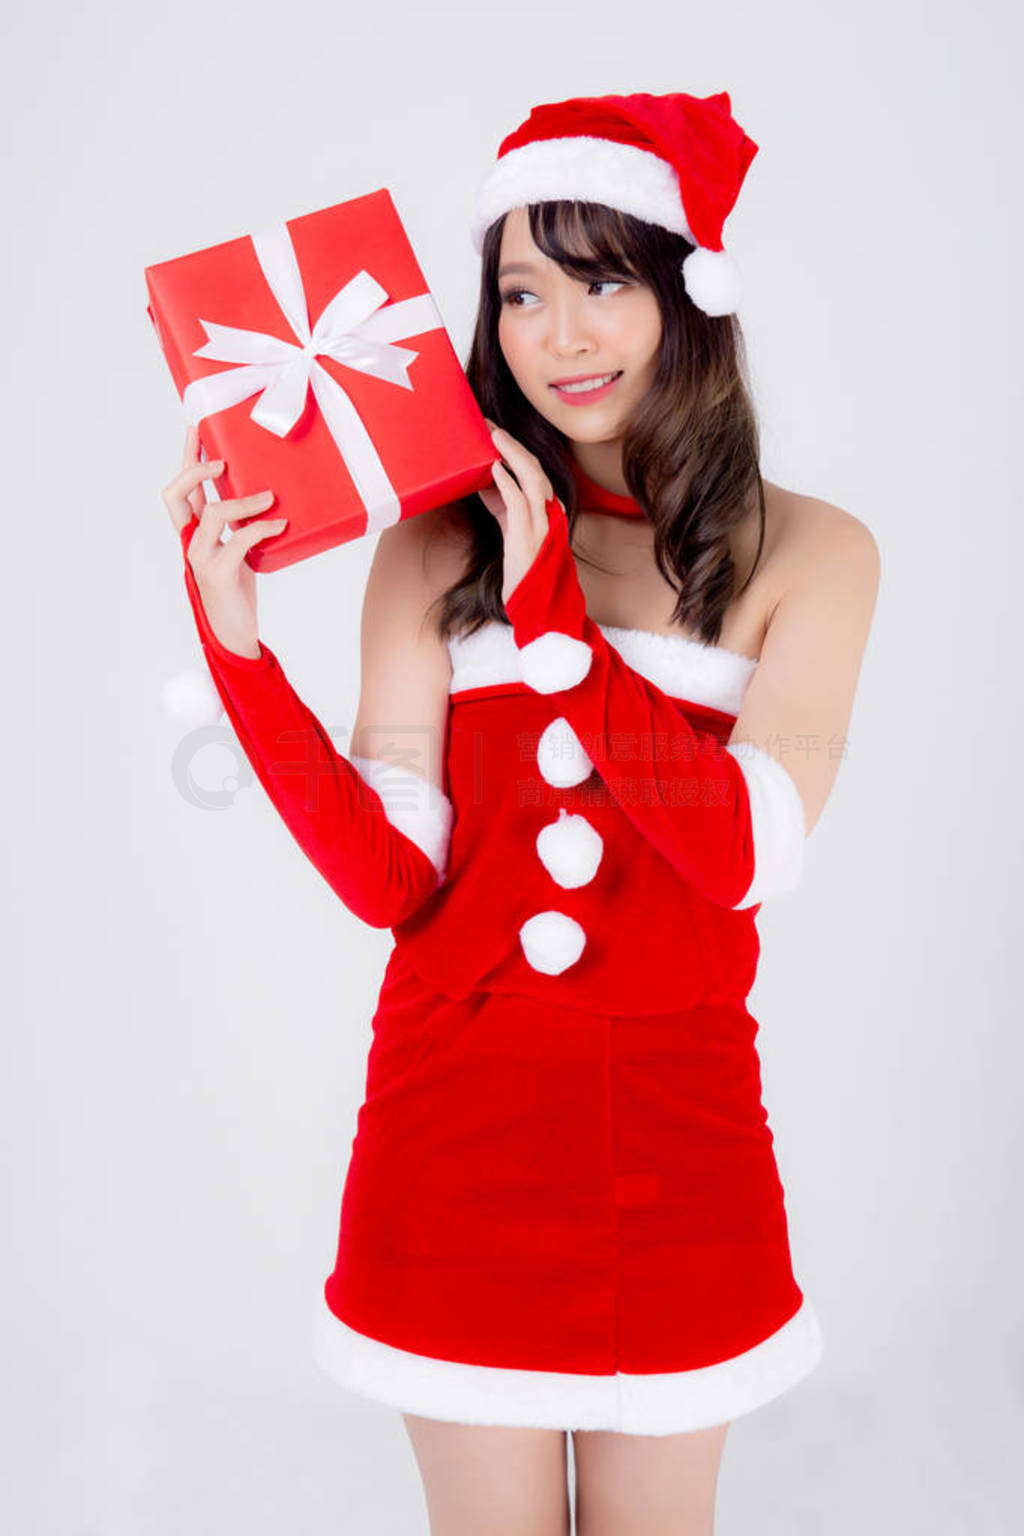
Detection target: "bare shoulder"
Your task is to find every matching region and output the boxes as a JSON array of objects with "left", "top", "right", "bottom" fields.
[
  {"left": 761, "top": 479, "right": 881, "bottom": 617},
  {"left": 352, "top": 504, "right": 473, "bottom": 769},
  {"left": 364, "top": 503, "right": 474, "bottom": 647},
  {"left": 375, "top": 503, "right": 474, "bottom": 595}
]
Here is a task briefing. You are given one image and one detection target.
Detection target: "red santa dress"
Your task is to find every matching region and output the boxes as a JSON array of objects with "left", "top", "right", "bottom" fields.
[{"left": 178, "top": 454, "right": 823, "bottom": 1434}]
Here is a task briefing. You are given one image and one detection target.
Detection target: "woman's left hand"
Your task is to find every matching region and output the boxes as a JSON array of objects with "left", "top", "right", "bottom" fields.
[{"left": 479, "top": 420, "right": 561, "bottom": 607}]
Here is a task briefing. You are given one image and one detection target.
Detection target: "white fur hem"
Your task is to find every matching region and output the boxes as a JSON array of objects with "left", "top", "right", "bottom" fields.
[
  {"left": 311, "top": 1291, "right": 824, "bottom": 1434},
  {"left": 725, "top": 740, "right": 807, "bottom": 906},
  {"left": 349, "top": 756, "right": 454, "bottom": 881},
  {"left": 471, "top": 137, "right": 696, "bottom": 251}
]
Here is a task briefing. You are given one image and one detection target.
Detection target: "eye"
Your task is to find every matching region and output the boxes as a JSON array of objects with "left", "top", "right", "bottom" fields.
[
  {"left": 500, "top": 286, "right": 537, "bottom": 308},
  {"left": 500, "top": 278, "right": 629, "bottom": 307}
]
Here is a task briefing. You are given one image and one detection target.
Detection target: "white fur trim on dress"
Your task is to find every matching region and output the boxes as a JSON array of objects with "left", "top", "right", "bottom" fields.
[
  {"left": 349, "top": 755, "right": 454, "bottom": 881},
  {"left": 449, "top": 620, "right": 757, "bottom": 717},
  {"left": 536, "top": 808, "right": 603, "bottom": 888},
  {"left": 725, "top": 740, "right": 807, "bottom": 907},
  {"left": 516, "top": 630, "right": 593, "bottom": 693},
  {"left": 519, "top": 909, "right": 587, "bottom": 974},
  {"left": 471, "top": 137, "right": 696, "bottom": 252},
  {"left": 536, "top": 717, "right": 594, "bottom": 788},
  {"left": 311, "top": 1290, "right": 825, "bottom": 1435}
]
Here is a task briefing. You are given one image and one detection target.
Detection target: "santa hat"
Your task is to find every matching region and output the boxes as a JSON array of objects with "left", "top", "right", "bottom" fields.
[{"left": 471, "top": 90, "right": 758, "bottom": 318}]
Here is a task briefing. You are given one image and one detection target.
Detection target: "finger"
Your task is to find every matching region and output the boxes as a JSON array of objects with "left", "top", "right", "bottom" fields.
[
  {"left": 181, "top": 423, "right": 199, "bottom": 471},
  {"left": 491, "top": 459, "right": 528, "bottom": 516},
  {"left": 189, "top": 491, "right": 275, "bottom": 565},
  {"left": 489, "top": 427, "right": 551, "bottom": 499},
  {"left": 476, "top": 485, "right": 506, "bottom": 524},
  {"left": 219, "top": 516, "right": 289, "bottom": 567},
  {"left": 181, "top": 427, "right": 211, "bottom": 520},
  {"left": 162, "top": 457, "right": 225, "bottom": 532}
]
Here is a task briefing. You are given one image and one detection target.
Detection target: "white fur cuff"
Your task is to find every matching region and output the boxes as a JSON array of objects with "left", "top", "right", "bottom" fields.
[
  {"left": 350, "top": 756, "right": 455, "bottom": 882},
  {"left": 724, "top": 740, "right": 807, "bottom": 907},
  {"left": 517, "top": 630, "right": 593, "bottom": 693}
]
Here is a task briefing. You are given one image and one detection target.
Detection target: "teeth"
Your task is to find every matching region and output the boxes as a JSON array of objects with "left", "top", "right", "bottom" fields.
[{"left": 556, "top": 372, "right": 618, "bottom": 393}]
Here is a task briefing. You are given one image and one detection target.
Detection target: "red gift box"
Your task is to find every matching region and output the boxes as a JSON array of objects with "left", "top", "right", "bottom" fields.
[{"left": 144, "top": 188, "right": 495, "bottom": 572}]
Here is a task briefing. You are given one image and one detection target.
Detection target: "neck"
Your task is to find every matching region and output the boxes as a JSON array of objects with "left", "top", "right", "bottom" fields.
[
  {"left": 566, "top": 449, "right": 646, "bottom": 522},
  {"left": 569, "top": 442, "right": 630, "bottom": 497}
]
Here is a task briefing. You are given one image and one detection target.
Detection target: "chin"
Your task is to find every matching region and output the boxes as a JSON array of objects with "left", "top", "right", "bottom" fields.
[{"left": 556, "top": 415, "right": 626, "bottom": 443}]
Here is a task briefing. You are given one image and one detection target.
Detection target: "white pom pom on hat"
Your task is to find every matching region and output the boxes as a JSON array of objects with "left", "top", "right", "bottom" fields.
[
  {"left": 680, "top": 246, "right": 743, "bottom": 318},
  {"left": 470, "top": 90, "right": 758, "bottom": 317}
]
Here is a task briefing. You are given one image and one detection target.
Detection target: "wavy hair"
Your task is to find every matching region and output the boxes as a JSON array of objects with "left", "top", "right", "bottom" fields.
[{"left": 427, "top": 200, "right": 767, "bottom": 647}]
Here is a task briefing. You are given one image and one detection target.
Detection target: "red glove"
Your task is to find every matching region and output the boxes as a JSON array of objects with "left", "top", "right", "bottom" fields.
[
  {"left": 178, "top": 517, "right": 453, "bottom": 929},
  {"left": 504, "top": 497, "right": 806, "bottom": 910}
]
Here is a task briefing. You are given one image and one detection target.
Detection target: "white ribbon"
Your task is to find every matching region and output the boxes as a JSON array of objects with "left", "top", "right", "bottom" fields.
[{"left": 181, "top": 223, "right": 444, "bottom": 534}]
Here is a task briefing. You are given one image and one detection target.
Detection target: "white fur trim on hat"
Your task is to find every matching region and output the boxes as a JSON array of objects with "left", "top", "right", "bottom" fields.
[
  {"left": 519, "top": 910, "right": 587, "bottom": 975},
  {"left": 471, "top": 137, "right": 695, "bottom": 251},
  {"left": 517, "top": 631, "right": 593, "bottom": 693},
  {"left": 724, "top": 739, "right": 807, "bottom": 907},
  {"left": 536, "top": 808, "right": 603, "bottom": 888},
  {"left": 350, "top": 755, "right": 455, "bottom": 881},
  {"left": 536, "top": 716, "right": 594, "bottom": 788}
]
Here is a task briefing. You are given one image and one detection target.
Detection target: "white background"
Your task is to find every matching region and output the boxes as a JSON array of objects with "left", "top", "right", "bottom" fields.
[{"left": 2, "top": 0, "right": 1020, "bottom": 1530}]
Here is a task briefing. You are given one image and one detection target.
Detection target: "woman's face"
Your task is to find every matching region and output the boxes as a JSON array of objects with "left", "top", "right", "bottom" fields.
[{"left": 495, "top": 205, "right": 662, "bottom": 446}]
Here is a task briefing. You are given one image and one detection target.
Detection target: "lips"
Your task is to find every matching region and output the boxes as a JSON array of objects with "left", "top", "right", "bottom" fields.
[
  {"left": 550, "top": 370, "right": 623, "bottom": 405},
  {"left": 550, "top": 370, "right": 619, "bottom": 386}
]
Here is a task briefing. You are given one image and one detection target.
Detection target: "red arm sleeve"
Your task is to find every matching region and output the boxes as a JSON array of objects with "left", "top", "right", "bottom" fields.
[
  {"left": 504, "top": 496, "right": 806, "bottom": 910},
  {"left": 178, "top": 517, "right": 453, "bottom": 929}
]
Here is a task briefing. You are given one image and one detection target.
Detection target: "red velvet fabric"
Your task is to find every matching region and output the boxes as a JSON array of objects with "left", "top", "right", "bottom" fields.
[
  {"left": 177, "top": 507, "right": 805, "bottom": 1383},
  {"left": 504, "top": 493, "right": 757, "bottom": 908},
  {"left": 567, "top": 453, "right": 648, "bottom": 517},
  {"left": 325, "top": 943, "right": 803, "bottom": 1373},
  {"left": 178, "top": 516, "right": 441, "bottom": 928},
  {"left": 496, "top": 92, "right": 758, "bottom": 252}
]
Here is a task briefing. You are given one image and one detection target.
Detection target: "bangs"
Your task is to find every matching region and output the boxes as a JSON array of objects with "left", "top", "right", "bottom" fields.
[{"left": 527, "top": 201, "right": 646, "bottom": 283}]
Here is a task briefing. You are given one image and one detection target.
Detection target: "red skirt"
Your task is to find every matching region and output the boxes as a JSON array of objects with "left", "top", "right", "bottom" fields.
[{"left": 312, "top": 944, "right": 823, "bottom": 1433}]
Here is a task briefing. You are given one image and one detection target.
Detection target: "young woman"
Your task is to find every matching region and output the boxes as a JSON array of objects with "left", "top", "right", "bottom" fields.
[{"left": 161, "top": 92, "right": 879, "bottom": 1536}]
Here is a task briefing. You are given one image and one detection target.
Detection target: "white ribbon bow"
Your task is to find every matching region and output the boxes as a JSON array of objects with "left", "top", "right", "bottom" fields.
[{"left": 181, "top": 222, "right": 444, "bottom": 534}]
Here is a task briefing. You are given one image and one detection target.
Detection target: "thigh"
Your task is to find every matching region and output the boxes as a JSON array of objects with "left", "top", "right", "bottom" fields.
[
  {"left": 403, "top": 1413, "right": 571, "bottom": 1536},
  {"left": 572, "top": 1421, "right": 730, "bottom": 1536}
]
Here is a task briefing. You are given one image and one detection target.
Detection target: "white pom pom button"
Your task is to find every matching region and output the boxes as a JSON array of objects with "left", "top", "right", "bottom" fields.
[
  {"left": 536, "top": 808, "right": 603, "bottom": 889},
  {"left": 519, "top": 911, "right": 587, "bottom": 975},
  {"left": 517, "top": 631, "right": 593, "bottom": 693},
  {"left": 536, "top": 717, "right": 593, "bottom": 788}
]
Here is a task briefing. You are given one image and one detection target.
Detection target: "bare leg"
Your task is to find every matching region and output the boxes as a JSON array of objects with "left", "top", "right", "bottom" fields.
[
  {"left": 403, "top": 1413, "right": 572, "bottom": 1536},
  {"left": 572, "top": 1421, "right": 730, "bottom": 1536}
]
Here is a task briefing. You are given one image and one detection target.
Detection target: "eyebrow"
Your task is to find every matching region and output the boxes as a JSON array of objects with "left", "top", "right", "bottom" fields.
[{"left": 497, "top": 262, "right": 539, "bottom": 279}]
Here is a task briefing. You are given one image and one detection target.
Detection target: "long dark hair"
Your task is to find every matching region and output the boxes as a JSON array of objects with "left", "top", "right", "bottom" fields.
[{"left": 427, "top": 200, "right": 767, "bottom": 647}]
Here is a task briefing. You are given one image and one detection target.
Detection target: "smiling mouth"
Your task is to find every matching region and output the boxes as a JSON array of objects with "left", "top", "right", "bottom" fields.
[{"left": 550, "top": 371, "right": 623, "bottom": 395}]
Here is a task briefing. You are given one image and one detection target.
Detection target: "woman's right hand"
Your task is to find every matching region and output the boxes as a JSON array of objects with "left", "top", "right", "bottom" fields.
[{"left": 161, "top": 425, "right": 289, "bottom": 659}]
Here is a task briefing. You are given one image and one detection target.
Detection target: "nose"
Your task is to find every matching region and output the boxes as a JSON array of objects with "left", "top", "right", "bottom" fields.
[{"left": 546, "top": 289, "right": 597, "bottom": 359}]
